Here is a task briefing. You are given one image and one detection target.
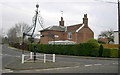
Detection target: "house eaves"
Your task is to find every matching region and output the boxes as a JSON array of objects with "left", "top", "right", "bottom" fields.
[{"left": 76, "top": 24, "right": 84, "bottom": 32}]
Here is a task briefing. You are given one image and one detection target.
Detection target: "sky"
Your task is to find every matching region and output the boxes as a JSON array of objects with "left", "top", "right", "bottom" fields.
[{"left": 0, "top": 0, "right": 118, "bottom": 39}]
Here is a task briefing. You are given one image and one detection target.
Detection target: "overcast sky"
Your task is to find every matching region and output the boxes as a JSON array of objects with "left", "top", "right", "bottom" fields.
[{"left": 0, "top": 0, "right": 118, "bottom": 39}]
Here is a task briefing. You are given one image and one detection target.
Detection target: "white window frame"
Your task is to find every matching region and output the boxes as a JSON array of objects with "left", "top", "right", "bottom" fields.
[{"left": 68, "top": 32, "right": 72, "bottom": 39}]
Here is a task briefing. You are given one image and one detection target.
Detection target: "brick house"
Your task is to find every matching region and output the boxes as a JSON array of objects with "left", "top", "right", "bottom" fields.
[
  {"left": 98, "top": 38, "right": 108, "bottom": 44},
  {"left": 39, "top": 14, "right": 94, "bottom": 44}
]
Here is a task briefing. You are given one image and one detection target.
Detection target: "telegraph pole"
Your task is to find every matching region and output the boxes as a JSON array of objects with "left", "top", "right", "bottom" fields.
[{"left": 118, "top": 0, "right": 120, "bottom": 58}]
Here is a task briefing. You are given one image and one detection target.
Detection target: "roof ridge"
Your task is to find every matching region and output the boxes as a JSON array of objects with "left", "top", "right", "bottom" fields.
[
  {"left": 76, "top": 24, "right": 84, "bottom": 32},
  {"left": 67, "top": 23, "right": 83, "bottom": 27}
]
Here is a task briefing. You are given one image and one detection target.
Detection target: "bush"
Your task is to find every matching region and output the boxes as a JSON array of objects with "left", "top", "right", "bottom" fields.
[
  {"left": 102, "top": 48, "right": 111, "bottom": 57},
  {"left": 102, "top": 44, "right": 118, "bottom": 49},
  {"left": 91, "top": 48, "right": 99, "bottom": 57},
  {"left": 87, "top": 39, "right": 99, "bottom": 48},
  {"left": 102, "top": 48, "right": 118, "bottom": 58},
  {"left": 110, "top": 48, "right": 118, "bottom": 58},
  {"left": 99, "top": 44, "right": 104, "bottom": 57}
]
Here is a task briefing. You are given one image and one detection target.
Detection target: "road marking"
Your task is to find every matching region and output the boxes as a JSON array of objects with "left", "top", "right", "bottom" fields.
[
  {"left": 3, "top": 69, "right": 13, "bottom": 73},
  {"left": 94, "top": 64, "right": 102, "bottom": 66},
  {"left": 3, "top": 54, "right": 20, "bottom": 58},
  {"left": 113, "top": 63, "right": 118, "bottom": 64},
  {"left": 15, "top": 56, "right": 21, "bottom": 57},
  {"left": 19, "top": 66, "right": 80, "bottom": 72},
  {"left": 84, "top": 65, "right": 92, "bottom": 67},
  {"left": 35, "top": 66, "right": 79, "bottom": 71}
]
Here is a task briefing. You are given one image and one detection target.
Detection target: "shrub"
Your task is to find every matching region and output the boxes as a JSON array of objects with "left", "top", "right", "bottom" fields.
[
  {"left": 87, "top": 38, "right": 99, "bottom": 48},
  {"left": 99, "top": 44, "right": 104, "bottom": 57},
  {"left": 102, "top": 44, "right": 118, "bottom": 49},
  {"left": 102, "top": 48, "right": 111, "bottom": 57},
  {"left": 91, "top": 48, "right": 99, "bottom": 57},
  {"left": 110, "top": 48, "right": 118, "bottom": 58},
  {"left": 102, "top": 48, "right": 118, "bottom": 58}
]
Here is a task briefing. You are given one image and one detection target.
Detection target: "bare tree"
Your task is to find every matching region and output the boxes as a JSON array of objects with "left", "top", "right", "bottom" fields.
[
  {"left": 15, "top": 22, "right": 30, "bottom": 34},
  {"left": 7, "top": 22, "right": 30, "bottom": 44},
  {"left": 7, "top": 27, "right": 18, "bottom": 43},
  {"left": 98, "top": 30, "right": 114, "bottom": 44}
]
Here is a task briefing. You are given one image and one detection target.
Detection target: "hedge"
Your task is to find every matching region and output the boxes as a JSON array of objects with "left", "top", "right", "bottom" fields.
[
  {"left": 9, "top": 43, "right": 29, "bottom": 50},
  {"left": 29, "top": 43, "right": 100, "bottom": 57},
  {"left": 102, "top": 44, "right": 118, "bottom": 49},
  {"left": 102, "top": 48, "right": 118, "bottom": 58}
]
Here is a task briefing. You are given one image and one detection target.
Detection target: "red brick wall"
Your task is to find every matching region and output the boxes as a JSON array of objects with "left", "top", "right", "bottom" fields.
[
  {"left": 40, "top": 30, "right": 65, "bottom": 44},
  {"left": 77, "top": 27, "right": 94, "bottom": 44},
  {"left": 40, "top": 27, "right": 94, "bottom": 44},
  {"left": 64, "top": 32, "right": 76, "bottom": 42}
]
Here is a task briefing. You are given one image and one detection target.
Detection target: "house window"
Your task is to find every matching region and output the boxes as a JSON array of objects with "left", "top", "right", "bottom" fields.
[{"left": 68, "top": 32, "right": 72, "bottom": 39}]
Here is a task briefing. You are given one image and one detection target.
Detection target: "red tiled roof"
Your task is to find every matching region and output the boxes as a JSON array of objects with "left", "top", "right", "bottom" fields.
[
  {"left": 98, "top": 38, "right": 108, "bottom": 43},
  {"left": 39, "top": 24, "right": 83, "bottom": 32},
  {"left": 67, "top": 24, "right": 83, "bottom": 32}
]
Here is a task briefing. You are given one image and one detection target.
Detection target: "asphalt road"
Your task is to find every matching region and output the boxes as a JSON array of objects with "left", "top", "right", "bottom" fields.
[{"left": 1, "top": 44, "right": 119, "bottom": 73}]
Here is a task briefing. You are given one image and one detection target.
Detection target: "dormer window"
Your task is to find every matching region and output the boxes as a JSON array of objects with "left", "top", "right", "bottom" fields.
[{"left": 68, "top": 32, "right": 72, "bottom": 39}]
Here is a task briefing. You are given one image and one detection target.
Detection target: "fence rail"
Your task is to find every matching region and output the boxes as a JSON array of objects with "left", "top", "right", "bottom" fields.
[{"left": 22, "top": 52, "right": 55, "bottom": 64}]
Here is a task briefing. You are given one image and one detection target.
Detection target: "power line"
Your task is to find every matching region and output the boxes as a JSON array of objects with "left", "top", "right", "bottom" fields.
[
  {"left": 94, "top": 0, "right": 117, "bottom": 4},
  {"left": 2, "top": 3, "right": 34, "bottom": 16}
]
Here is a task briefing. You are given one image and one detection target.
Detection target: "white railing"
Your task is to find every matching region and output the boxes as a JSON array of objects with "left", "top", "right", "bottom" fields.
[{"left": 22, "top": 52, "right": 55, "bottom": 64}]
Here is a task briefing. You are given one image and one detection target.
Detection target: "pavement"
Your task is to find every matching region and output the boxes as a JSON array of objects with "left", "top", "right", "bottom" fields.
[{"left": 5, "top": 60, "right": 80, "bottom": 70}]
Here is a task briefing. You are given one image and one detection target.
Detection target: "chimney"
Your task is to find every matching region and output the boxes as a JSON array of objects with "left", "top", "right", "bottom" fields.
[
  {"left": 83, "top": 14, "right": 88, "bottom": 28},
  {"left": 59, "top": 17, "right": 64, "bottom": 26}
]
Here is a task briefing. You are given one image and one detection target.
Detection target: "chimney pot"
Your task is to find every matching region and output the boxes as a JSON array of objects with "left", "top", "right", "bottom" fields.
[
  {"left": 83, "top": 14, "right": 88, "bottom": 27},
  {"left": 59, "top": 17, "right": 64, "bottom": 26}
]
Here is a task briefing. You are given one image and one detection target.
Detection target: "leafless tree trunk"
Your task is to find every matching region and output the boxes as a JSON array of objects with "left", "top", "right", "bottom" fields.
[{"left": 7, "top": 22, "right": 30, "bottom": 44}]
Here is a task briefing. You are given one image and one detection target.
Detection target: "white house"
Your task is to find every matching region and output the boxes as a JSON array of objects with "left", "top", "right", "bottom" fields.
[{"left": 114, "top": 31, "right": 119, "bottom": 44}]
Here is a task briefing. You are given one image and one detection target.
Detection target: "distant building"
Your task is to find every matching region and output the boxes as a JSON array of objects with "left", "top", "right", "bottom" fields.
[
  {"left": 98, "top": 38, "right": 108, "bottom": 44},
  {"left": 39, "top": 14, "right": 94, "bottom": 44},
  {"left": 114, "top": 31, "right": 119, "bottom": 44}
]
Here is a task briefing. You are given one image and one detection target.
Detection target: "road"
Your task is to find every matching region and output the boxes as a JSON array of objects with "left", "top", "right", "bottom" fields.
[{"left": 1, "top": 44, "right": 119, "bottom": 73}]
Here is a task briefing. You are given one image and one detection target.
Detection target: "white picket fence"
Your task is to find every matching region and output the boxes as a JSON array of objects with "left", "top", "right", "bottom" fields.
[{"left": 22, "top": 52, "right": 55, "bottom": 64}]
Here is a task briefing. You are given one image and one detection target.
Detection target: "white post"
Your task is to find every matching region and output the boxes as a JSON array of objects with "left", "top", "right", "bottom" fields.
[
  {"left": 30, "top": 52, "right": 32, "bottom": 59},
  {"left": 44, "top": 54, "right": 46, "bottom": 63},
  {"left": 22, "top": 54, "right": 24, "bottom": 64},
  {"left": 53, "top": 54, "right": 55, "bottom": 62}
]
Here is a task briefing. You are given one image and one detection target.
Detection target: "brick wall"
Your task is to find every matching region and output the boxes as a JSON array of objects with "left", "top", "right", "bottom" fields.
[
  {"left": 40, "top": 27, "right": 94, "bottom": 44},
  {"left": 77, "top": 27, "right": 94, "bottom": 44},
  {"left": 40, "top": 30, "right": 65, "bottom": 44}
]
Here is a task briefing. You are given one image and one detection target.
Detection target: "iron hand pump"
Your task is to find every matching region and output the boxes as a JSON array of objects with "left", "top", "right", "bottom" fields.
[{"left": 22, "top": 4, "right": 39, "bottom": 62}]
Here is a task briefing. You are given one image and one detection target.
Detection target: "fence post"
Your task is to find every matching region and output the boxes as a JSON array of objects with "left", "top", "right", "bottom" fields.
[
  {"left": 44, "top": 54, "right": 46, "bottom": 63},
  {"left": 30, "top": 52, "right": 32, "bottom": 59},
  {"left": 53, "top": 54, "right": 55, "bottom": 62},
  {"left": 22, "top": 54, "right": 24, "bottom": 64}
]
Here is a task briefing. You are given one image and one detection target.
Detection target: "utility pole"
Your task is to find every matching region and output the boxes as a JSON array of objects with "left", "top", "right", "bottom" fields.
[
  {"left": 22, "top": 33, "right": 25, "bottom": 54},
  {"left": 118, "top": 0, "right": 120, "bottom": 57}
]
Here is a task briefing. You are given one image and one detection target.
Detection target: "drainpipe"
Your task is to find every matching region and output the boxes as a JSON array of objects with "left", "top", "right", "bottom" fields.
[{"left": 75, "top": 32, "right": 77, "bottom": 44}]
